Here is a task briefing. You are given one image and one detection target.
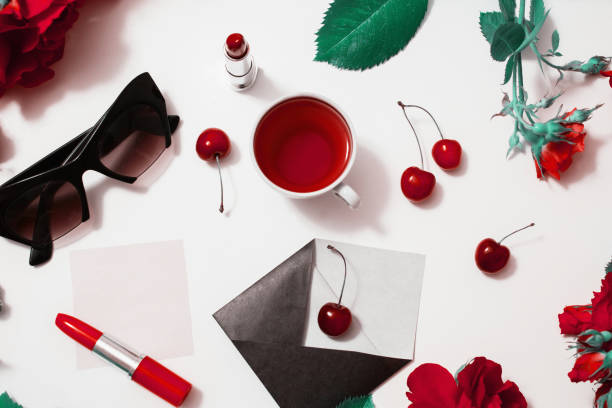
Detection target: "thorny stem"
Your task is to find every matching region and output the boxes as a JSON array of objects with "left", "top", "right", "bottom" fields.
[
  {"left": 397, "top": 103, "right": 445, "bottom": 140},
  {"left": 498, "top": 223, "right": 535, "bottom": 244},
  {"left": 397, "top": 101, "right": 425, "bottom": 169},
  {"left": 327, "top": 245, "right": 347, "bottom": 306},
  {"left": 215, "top": 154, "right": 224, "bottom": 213}
]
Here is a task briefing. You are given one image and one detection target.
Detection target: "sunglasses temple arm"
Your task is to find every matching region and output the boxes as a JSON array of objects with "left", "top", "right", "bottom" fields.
[
  {"left": 168, "top": 115, "right": 180, "bottom": 133},
  {"left": 28, "top": 180, "right": 64, "bottom": 266}
]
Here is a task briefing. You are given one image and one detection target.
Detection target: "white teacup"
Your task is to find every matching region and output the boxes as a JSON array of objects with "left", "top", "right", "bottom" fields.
[{"left": 250, "top": 93, "right": 360, "bottom": 209}]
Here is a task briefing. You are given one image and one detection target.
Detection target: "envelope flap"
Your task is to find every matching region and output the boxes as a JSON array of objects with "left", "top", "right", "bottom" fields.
[
  {"left": 214, "top": 241, "right": 315, "bottom": 345},
  {"left": 233, "top": 340, "right": 409, "bottom": 408}
]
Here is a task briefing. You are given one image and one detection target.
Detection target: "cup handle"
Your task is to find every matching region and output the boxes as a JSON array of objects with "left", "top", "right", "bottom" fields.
[{"left": 333, "top": 182, "right": 360, "bottom": 209}]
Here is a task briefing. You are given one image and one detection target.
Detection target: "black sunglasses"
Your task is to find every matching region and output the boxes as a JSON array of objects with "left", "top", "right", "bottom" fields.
[{"left": 0, "top": 72, "right": 180, "bottom": 266}]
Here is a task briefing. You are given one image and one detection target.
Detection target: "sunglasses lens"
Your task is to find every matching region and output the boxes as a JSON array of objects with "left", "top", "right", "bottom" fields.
[
  {"left": 4, "top": 181, "right": 83, "bottom": 243},
  {"left": 98, "top": 104, "right": 167, "bottom": 178}
]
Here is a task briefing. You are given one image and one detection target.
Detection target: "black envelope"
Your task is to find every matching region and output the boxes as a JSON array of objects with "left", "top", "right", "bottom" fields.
[{"left": 214, "top": 239, "right": 425, "bottom": 408}]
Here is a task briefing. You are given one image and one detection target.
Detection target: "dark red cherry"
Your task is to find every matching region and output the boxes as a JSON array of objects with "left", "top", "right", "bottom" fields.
[
  {"left": 225, "top": 33, "right": 248, "bottom": 59},
  {"left": 196, "top": 128, "right": 231, "bottom": 161},
  {"left": 401, "top": 167, "right": 436, "bottom": 202},
  {"left": 475, "top": 223, "right": 535, "bottom": 274},
  {"left": 475, "top": 238, "right": 510, "bottom": 273},
  {"left": 196, "top": 128, "right": 231, "bottom": 213},
  {"left": 318, "top": 302, "right": 352, "bottom": 337},
  {"left": 432, "top": 139, "right": 462, "bottom": 170}
]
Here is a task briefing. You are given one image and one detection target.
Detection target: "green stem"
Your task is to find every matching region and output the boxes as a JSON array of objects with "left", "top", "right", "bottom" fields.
[
  {"left": 530, "top": 43, "right": 565, "bottom": 71},
  {"left": 518, "top": 0, "right": 526, "bottom": 24}
]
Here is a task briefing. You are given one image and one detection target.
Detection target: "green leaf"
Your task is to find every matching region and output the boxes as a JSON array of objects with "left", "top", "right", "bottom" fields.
[
  {"left": 606, "top": 258, "right": 612, "bottom": 274},
  {"left": 529, "top": 0, "right": 545, "bottom": 25},
  {"left": 314, "top": 0, "right": 428, "bottom": 70},
  {"left": 491, "top": 23, "right": 525, "bottom": 62},
  {"left": 0, "top": 393, "right": 23, "bottom": 408},
  {"left": 503, "top": 54, "right": 515, "bottom": 84},
  {"left": 479, "top": 12, "right": 505, "bottom": 44},
  {"left": 551, "top": 30, "right": 559, "bottom": 52},
  {"left": 336, "top": 395, "right": 375, "bottom": 408},
  {"left": 499, "top": 0, "right": 516, "bottom": 21}
]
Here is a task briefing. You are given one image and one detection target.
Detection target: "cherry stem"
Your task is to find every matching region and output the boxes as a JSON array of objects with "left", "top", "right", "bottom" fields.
[
  {"left": 398, "top": 103, "right": 444, "bottom": 140},
  {"left": 215, "top": 154, "right": 224, "bottom": 213},
  {"left": 498, "top": 222, "right": 535, "bottom": 244},
  {"left": 398, "top": 101, "right": 424, "bottom": 169},
  {"left": 327, "top": 245, "right": 347, "bottom": 306}
]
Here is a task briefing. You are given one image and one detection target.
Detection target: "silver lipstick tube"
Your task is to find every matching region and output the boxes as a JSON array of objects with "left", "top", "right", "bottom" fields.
[
  {"left": 225, "top": 47, "right": 258, "bottom": 91},
  {"left": 93, "top": 334, "right": 144, "bottom": 376}
]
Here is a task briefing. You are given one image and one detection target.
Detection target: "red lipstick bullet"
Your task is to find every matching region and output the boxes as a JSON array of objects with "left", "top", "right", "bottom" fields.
[
  {"left": 224, "top": 32, "right": 258, "bottom": 90},
  {"left": 56, "top": 313, "right": 192, "bottom": 407}
]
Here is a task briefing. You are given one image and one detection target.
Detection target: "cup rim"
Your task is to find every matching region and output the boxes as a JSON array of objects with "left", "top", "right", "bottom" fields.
[{"left": 249, "top": 92, "right": 357, "bottom": 199}]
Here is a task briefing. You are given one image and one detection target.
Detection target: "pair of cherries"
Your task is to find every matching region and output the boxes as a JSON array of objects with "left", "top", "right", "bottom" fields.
[{"left": 397, "top": 102, "right": 462, "bottom": 202}]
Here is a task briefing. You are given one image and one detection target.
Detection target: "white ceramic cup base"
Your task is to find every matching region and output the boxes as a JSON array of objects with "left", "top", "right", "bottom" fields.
[{"left": 250, "top": 93, "right": 360, "bottom": 209}]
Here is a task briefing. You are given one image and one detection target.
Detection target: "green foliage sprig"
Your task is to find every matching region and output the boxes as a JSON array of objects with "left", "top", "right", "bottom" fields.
[{"left": 479, "top": 0, "right": 609, "bottom": 179}]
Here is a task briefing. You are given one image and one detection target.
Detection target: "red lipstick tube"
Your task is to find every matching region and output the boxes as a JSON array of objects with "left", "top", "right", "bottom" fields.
[
  {"left": 56, "top": 313, "right": 192, "bottom": 407},
  {"left": 224, "top": 33, "right": 258, "bottom": 91}
]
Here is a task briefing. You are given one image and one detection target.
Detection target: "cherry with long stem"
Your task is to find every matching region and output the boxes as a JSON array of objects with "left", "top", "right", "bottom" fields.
[
  {"left": 475, "top": 222, "right": 536, "bottom": 274},
  {"left": 397, "top": 101, "right": 436, "bottom": 202},
  {"left": 195, "top": 128, "right": 231, "bottom": 214},
  {"left": 317, "top": 245, "right": 352, "bottom": 337}
]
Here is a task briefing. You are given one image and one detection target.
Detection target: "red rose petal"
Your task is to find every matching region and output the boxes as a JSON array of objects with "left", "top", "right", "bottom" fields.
[
  {"left": 558, "top": 305, "right": 592, "bottom": 335},
  {"left": 0, "top": 37, "right": 10, "bottom": 84},
  {"left": 497, "top": 381, "right": 528, "bottom": 408},
  {"left": 406, "top": 363, "right": 457, "bottom": 407},
  {"left": 18, "top": 65, "right": 54, "bottom": 87},
  {"left": 18, "top": 0, "right": 55, "bottom": 20}
]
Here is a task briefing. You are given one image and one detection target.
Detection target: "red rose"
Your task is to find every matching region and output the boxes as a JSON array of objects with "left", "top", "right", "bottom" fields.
[
  {"left": 592, "top": 274, "right": 612, "bottom": 332},
  {"left": 568, "top": 352, "right": 607, "bottom": 383},
  {"left": 0, "top": 0, "right": 83, "bottom": 96},
  {"left": 406, "top": 357, "right": 527, "bottom": 408},
  {"left": 601, "top": 70, "right": 612, "bottom": 88},
  {"left": 559, "top": 305, "right": 592, "bottom": 335},
  {"left": 534, "top": 109, "right": 586, "bottom": 180}
]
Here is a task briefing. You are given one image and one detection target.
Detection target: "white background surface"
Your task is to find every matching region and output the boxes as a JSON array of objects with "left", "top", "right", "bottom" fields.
[{"left": 1, "top": 0, "right": 612, "bottom": 406}]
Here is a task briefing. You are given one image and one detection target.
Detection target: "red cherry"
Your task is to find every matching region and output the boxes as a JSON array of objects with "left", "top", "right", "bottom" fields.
[
  {"left": 318, "top": 245, "right": 352, "bottom": 337},
  {"left": 475, "top": 238, "right": 510, "bottom": 273},
  {"left": 401, "top": 167, "right": 436, "bottom": 202},
  {"left": 196, "top": 128, "right": 231, "bottom": 213},
  {"left": 318, "top": 302, "right": 352, "bottom": 337},
  {"left": 196, "top": 128, "right": 231, "bottom": 161},
  {"left": 432, "top": 139, "right": 462, "bottom": 170},
  {"left": 475, "top": 223, "right": 535, "bottom": 274},
  {"left": 225, "top": 33, "right": 248, "bottom": 59}
]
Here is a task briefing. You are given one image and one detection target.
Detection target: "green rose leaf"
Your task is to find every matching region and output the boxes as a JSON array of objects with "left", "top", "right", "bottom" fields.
[
  {"left": 0, "top": 393, "right": 23, "bottom": 408},
  {"left": 0, "top": 0, "right": 9, "bottom": 9},
  {"left": 479, "top": 12, "right": 505, "bottom": 44},
  {"left": 606, "top": 258, "right": 612, "bottom": 274},
  {"left": 336, "top": 395, "right": 375, "bottom": 408},
  {"left": 503, "top": 54, "right": 515, "bottom": 84},
  {"left": 552, "top": 30, "right": 559, "bottom": 52},
  {"left": 499, "top": 0, "right": 516, "bottom": 21},
  {"left": 530, "top": 0, "right": 545, "bottom": 25},
  {"left": 314, "top": 0, "right": 428, "bottom": 70},
  {"left": 491, "top": 22, "right": 526, "bottom": 62}
]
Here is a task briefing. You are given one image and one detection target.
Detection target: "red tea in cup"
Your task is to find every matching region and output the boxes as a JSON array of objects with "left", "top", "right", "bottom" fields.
[{"left": 253, "top": 96, "right": 353, "bottom": 193}]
